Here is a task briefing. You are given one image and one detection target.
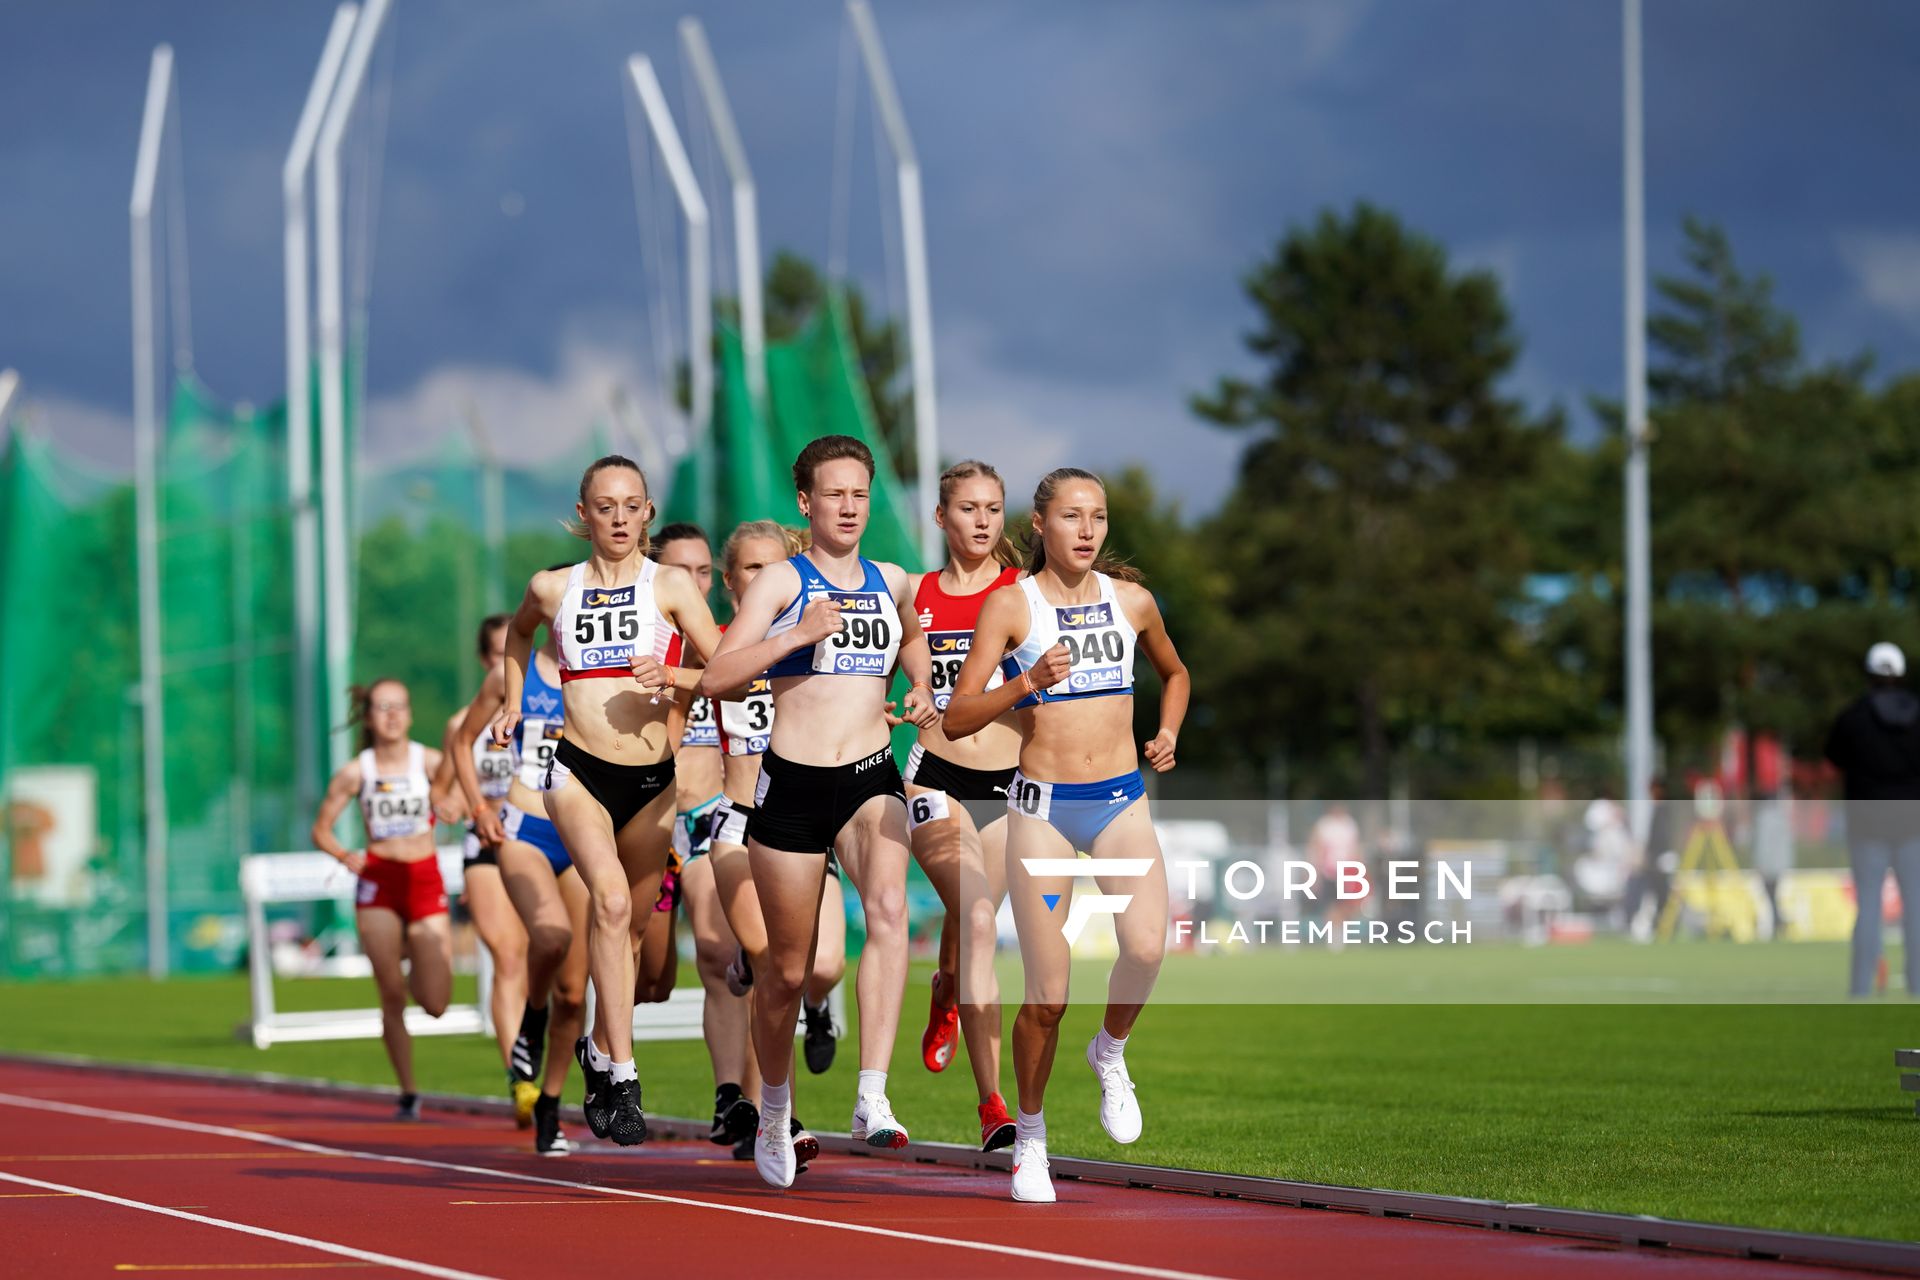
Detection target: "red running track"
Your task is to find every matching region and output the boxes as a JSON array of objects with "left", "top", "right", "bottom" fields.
[{"left": 0, "top": 1060, "right": 1878, "bottom": 1280}]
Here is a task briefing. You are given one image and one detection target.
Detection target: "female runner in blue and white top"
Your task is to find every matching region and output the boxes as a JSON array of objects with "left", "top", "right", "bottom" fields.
[
  {"left": 944, "top": 466, "right": 1189, "bottom": 1204},
  {"left": 702, "top": 435, "right": 939, "bottom": 1188},
  {"left": 491, "top": 455, "right": 723, "bottom": 1148},
  {"left": 442, "top": 597, "right": 586, "bottom": 1156}
]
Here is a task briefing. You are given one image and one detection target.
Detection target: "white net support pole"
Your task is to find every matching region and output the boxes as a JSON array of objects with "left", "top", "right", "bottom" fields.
[
  {"left": 315, "top": 0, "right": 391, "bottom": 776},
  {"left": 284, "top": 3, "right": 360, "bottom": 817},
  {"left": 131, "top": 43, "right": 175, "bottom": 980},
  {"left": 624, "top": 54, "right": 711, "bottom": 449},
  {"left": 847, "top": 1, "right": 940, "bottom": 567},
  {"left": 678, "top": 18, "right": 765, "bottom": 415}
]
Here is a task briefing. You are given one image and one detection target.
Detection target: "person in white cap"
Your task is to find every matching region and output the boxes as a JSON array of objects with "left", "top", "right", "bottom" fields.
[{"left": 1823, "top": 641, "right": 1920, "bottom": 997}]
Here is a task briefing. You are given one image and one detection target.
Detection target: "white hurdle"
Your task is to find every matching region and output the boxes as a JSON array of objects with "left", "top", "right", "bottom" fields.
[{"left": 240, "top": 850, "right": 711, "bottom": 1050}]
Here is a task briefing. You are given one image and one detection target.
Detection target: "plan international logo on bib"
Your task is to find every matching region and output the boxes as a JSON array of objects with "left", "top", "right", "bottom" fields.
[{"left": 580, "top": 645, "right": 635, "bottom": 668}]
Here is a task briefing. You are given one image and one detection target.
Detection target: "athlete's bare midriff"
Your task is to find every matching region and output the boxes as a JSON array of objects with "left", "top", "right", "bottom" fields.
[
  {"left": 1016, "top": 695, "right": 1138, "bottom": 784},
  {"left": 766, "top": 673, "right": 893, "bottom": 766}
]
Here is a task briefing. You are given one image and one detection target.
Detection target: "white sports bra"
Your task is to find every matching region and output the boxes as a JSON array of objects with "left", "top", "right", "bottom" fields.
[
  {"left": 553, "top": 559, "right": 677, "bottom": 680},
  {"left": 1001, "top": 573, "right": 1137, "bottom": 708},
  {"left": 358, "top": 742, "right": 434, "bottom": 841}
]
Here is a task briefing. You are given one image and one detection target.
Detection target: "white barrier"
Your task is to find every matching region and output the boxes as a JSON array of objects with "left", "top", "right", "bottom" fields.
[{"left": 240, "top": 850, "right": 716, "bottom": 1050}]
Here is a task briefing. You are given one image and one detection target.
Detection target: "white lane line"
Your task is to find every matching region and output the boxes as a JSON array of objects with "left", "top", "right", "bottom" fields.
[
  {"left": 0, "top": 1170, "right": 499, "bottom": 1280},
  {"left": 0, "top": 1092, "right": 1236, "bottom": 1280}
]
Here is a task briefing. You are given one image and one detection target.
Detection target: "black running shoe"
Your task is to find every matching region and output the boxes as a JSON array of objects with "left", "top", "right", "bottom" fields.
[
  {"left": 605, "top": 1079, "right": 648, "bottom": 1147},
  {"left": 790, "top": 1115, "right": 819, "bottom": 1170},
  {"left": 533, "top": 1092, "right": 570, "bottom": 1157},
  {"left": 394, "top": 1092, "right": 421, "bottom": 1122},
  {"left": 731, "top": 1130, "right": 754, "bottom": 1161},
  {"left": 724, "top": 1098, "right": 759, "bottom": 1146},
  {"left": 512, "top": 1004, "right": 549, "bottom": 1083},
  {"left": 574, "top": 1037, "right": 614, "bottom": 1139},
  {"left": 802, "top": 999, "right": 836, "bottom": 1074},
  {"left": 709, "top": 1083, "right": 743, "bottom": 1144}
]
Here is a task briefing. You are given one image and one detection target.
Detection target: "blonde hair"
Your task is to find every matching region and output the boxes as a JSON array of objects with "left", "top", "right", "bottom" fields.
[
  {"left": 563, "top": 454, "right": 652, "bottom": 552},
  {"left": 937, "top": 459, "right": 1021, "bottom": 568},
  {"left": 1025, "top": 467, "right": 1143, "bottom": 583},
  {"left": 722, "top": 519, "right": 798, "bottom": 577}
]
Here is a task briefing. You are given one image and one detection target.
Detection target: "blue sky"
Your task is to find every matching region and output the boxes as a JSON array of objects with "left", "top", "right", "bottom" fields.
[{"left": 5, "top": 0, "right": 1920, "bottom": 514}]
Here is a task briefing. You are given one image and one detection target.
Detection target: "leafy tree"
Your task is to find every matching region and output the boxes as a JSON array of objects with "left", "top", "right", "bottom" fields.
[{"left": 1193, "top": 203, "right": 1564, "bottom": 797}]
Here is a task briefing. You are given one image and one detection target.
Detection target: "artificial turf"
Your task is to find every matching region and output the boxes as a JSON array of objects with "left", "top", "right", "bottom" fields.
[{"left": 1, "top": 940, "right": 1914, "bottom": 1242}]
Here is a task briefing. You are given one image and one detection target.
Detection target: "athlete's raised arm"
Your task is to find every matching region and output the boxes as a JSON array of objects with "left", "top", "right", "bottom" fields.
[
  {"left": 943, "top": 586, "right": 1058, "bottom": 739},
  {"left": 701, "top": 560, "right": 837, "bottom": 698},
  {"left": 1120, "top": 581, "right": 1189, "bottom": 773},
  {"left": 445, "top": 663, "right": 509, "bottom": 842},
  {"left": 310, "top": 759, "right": 367, "bottom": 874},
  {"left": 494, "top": 568, "right": 565, "bottom": 748},
  {"left": 883, "top": 561, "right": 938, "bottom": 729}
]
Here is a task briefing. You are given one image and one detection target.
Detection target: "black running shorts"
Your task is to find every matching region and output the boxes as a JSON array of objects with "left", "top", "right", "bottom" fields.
[
  {"left": 547, "top": 738, "right": 676, "bottom": 832},
  {"left": 748, "top": 746, "right": 904, "bottom": 855}
]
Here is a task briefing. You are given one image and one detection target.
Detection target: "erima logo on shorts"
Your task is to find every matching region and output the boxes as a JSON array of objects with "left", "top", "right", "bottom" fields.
[
  {"left": 1020, "top": 857, "right": 1155, "bottom": 944},
  {"left": 1056, "top": 603, "right": 1113, "bottom": 629},
  {"left": 582, "top": 586, "right": 635, "bottom": 609},
  {"left": 1068, "top": 667, "right": 1126, "bottom": 693},
  {"left": 580, "top": 645, "right": 634, "bottom": 668}
]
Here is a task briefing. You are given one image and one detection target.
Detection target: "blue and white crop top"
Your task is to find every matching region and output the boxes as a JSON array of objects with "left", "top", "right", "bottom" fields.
[
  {"left": 765, "top": 554, "right": 900, "bottom": 680},
  {"left": 1000, "top": 573, "right": 1137, "bottom": 709},
  {"left": 514, "top": 656, "right": 565, "bottom": 792}
]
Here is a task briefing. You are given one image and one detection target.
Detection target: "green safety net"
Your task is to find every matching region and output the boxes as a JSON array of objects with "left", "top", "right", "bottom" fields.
[
  {"left": 0, "top": 290, "right": 934, "bottom": 979},
  {"left": 664, "top": 294, "right": 924, "bottom": 573}
]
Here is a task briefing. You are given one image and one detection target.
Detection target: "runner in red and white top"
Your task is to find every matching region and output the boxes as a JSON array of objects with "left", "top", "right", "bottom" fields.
[
  {"left": 903, "top": 460, "right": 1023, "bottom": 1152},
  {"left": 490, "top": 455, "right": 723, "bottom": 1148},
  {"left": 309, "top": 678, "right": 451, "bottom": 1121}
]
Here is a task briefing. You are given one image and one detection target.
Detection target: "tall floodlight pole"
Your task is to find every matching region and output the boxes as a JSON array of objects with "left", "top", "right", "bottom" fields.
[
  {"left": 131, "top": 44, "right": 174, "bottom": 979},
  {"left": 315, "top": 0, "right": 390, "bottom": 774},
  {"left": 847, "top": 0, "right": 939, "bottom": 567},
  {"left": 679, "top": 18, "right": 765, "bottom": 414},
  {"left": 624, "top": 55, "right": 711, "bottom": 515},
  {"left": 283, "top": 3, "right": 359, "bottom": 815},
  {"left": 1623, "top": 0, "right": 1654, "bottom": 847}
]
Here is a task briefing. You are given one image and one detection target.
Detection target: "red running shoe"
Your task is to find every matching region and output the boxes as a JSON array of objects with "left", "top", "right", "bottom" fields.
[
  {"left": 920, "top": 972, "right": 959, "bottom": 1073},
  {"left": 978, "top": 1092, "right": 1015, "bottom": 1153}
]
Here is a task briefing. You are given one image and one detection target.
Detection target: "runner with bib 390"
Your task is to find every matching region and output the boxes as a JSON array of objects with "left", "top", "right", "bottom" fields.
[
  {"left": 702, "top": 435, "right": 939, "bottom": 1189},
  {"left": 491, "top": 455, "right": 723, "bottom": 1149},
  {"left": 944, "top": 466, "right": 1190, "bottom": 1205},
  {"left": 904, "top": 460, "right": 1023, "bottom": 1153}
]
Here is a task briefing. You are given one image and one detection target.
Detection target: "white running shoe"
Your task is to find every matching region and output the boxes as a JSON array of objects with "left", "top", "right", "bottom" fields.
[
  {"left": 1010, "top": 1136, "right": 1056, "bottom": 1203},
  {"left": 754, "top": 1110, "right": 796, "bottom": 1188},
  {"left": 1087, "top": 1038, "right": 1142, "bottom": 1144},
  {"left": 850, "top": 1092, "right": 909, "bottom": 1150}
]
